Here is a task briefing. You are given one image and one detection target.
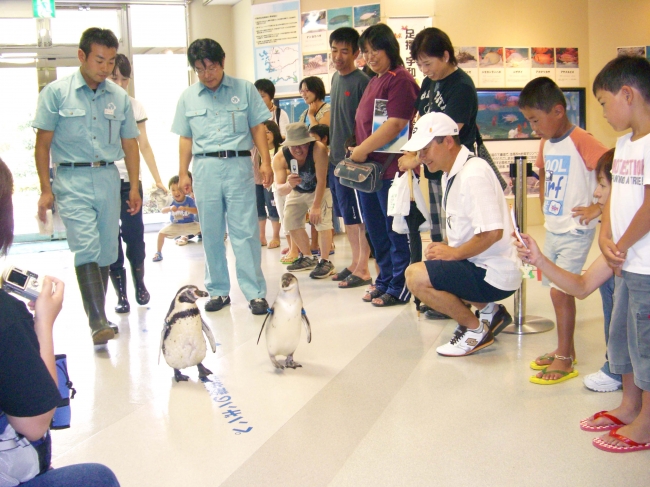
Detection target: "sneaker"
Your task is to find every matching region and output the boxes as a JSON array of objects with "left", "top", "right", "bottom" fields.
[
  {"left": 310, "top": 259, "right": 336, "bottom": 279},
  {"left": 436, "top": 323, "right": 494, "bottom": 357},
  {"left": 477, "top": 304, "right": 512, "bottom": 337},
  {"left": 152, "top": 252, "right": 163, "bottom": 262},
  {"left": 287, "top": 255, "right": 317, "bottom": 272},
  {"left": 249, "top": 298, "right": 269, "bottom": 315},
  {"left": 583, "top": 370, "right": 623, "bottom": 392},
  {"left": 205, "top": 295, "right": 231, "bottom": 312}
]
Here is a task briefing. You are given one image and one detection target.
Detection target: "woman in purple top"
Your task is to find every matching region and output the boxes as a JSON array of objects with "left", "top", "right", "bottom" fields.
[{"left": 349, "top": 23, "right": 419, "bottom": 307}]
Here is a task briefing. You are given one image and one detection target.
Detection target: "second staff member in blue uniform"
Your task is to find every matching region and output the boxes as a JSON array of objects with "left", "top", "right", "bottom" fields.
[{"left": 172, "top": 38, "right": 272, "bottom": 315}]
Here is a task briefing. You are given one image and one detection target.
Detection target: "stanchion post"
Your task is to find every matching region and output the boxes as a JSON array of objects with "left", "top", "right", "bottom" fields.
[{"left": 502, "top": 156, "right": 554, "bottom": 335}]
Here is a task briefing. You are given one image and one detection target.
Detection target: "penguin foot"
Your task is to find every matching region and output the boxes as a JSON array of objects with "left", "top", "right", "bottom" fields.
[
  {"left": 197, "top": 363, "right": 213, "bottom": 380},
  {"left": 284, "top": 355, "right": 302, "bottom": 369},
  {"left": 173, "top": 369, "right": 190, "bottom": 382},
  {"left": 270, "top": 355, "right": 285, "bottom": 369}
]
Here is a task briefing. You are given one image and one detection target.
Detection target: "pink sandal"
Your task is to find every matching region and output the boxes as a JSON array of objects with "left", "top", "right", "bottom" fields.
[{"left": 580, "top": 411, "right": 626, "bottom": 432}]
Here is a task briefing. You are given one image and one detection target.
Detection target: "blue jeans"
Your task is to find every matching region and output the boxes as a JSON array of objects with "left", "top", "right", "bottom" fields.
[
  {"left": 23, "top": 464, "right": 120, "bottom": 487},
  {"left": 357, "top": 179, "right": 411, "bottom": 301},
  {"left": 599, "top": 275, "right": 621, "bottom": 382},
  {"left": 609, "top": 272, "right": 650, "bottom": 390}
]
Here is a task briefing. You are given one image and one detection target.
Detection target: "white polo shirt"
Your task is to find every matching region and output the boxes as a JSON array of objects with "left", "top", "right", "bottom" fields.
[{"left": 442, "top": 145, "right": 522, "bottom": 291}]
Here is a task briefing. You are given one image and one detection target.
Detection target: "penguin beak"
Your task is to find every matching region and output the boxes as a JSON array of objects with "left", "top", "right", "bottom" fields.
[{"left": 194, "top": 289, "right": 209, "bottom": 298}]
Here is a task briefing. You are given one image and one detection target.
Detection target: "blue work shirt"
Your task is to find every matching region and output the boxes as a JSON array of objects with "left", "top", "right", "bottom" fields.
[
  {"left": 32, "top": 70, "right": 140, "bottom": 163},
  {"left": 171, "top": 74, "right": 269, "bottom": 154}
]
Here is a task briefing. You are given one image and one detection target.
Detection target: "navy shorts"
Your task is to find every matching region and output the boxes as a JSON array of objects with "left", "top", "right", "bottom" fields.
[
  {"left": 328, "top": 164, "right": 363, "bottom": 225},
  {"left": 424, "top": 259, "right": 515, "bottom": 303}
]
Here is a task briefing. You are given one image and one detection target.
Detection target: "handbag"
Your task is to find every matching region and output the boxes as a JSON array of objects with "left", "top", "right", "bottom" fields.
[
  {"left": 50, "top": 354, "right": 76, "bottom": 430},
  {"left": 334, "top": 154, "right": 396, "bottom": 193}
]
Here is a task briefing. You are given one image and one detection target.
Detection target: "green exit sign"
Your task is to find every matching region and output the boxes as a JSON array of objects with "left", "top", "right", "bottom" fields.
[{"left": 33, "top": 0, "right": 56, "bottom": 18}]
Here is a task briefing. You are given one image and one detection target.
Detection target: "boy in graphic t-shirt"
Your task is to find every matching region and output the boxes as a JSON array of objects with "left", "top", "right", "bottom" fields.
[
  {"left": 584, "top": 55, "right": 650, "bottom": 453},
  {"left": 519, "top": 77, "right": 608, "bottom": 384},
  {"left": 152, "top": 175, "right": 200, "bottom": 262}
]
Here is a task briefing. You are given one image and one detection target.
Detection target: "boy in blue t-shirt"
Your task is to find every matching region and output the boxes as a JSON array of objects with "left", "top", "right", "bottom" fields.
[{"left": 152, "top": 176, "right": 200, "bottom": 262}]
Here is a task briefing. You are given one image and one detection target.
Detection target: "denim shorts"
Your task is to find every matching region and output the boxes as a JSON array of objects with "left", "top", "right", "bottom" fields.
[
  {"left": 608, "top": 272, "right": 650, "bottom": 391},
  {"left": 542, "top": 228, "right": 596, "bottom": 289}
]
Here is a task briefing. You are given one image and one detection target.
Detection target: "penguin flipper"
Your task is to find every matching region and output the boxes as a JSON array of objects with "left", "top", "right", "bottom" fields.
[
  {"left": 301, "top": 309, "right": 312, "bottom": 343},
  {"left": 257, "top": 308, "right": 273, "bottom": 345},
  {"left": 202, "top": 319, "right": 218, "bottom": 353},
  {"left": 158, "top": 322, "right": 171, "bottom": 365}
]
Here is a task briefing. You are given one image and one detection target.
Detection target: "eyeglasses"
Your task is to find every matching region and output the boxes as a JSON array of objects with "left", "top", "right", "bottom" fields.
[
  {"left": 362, "top": 49, "right": 382, "bottom": 58},
  {"left": 299, "top": 89, "right": 311, "bottom": 95},
  {"left": 194, "top": 64, "right": 219, "bottom": 76}
]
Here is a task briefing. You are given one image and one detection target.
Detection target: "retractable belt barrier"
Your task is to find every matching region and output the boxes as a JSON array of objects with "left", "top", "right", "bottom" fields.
[{"left": 502, "top": 156, "right": 555, "bottom": 335}]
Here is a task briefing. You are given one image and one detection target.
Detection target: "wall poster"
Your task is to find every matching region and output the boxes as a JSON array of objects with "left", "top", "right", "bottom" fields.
[
  {"left": 386, "top": 16, "right": 433, "bottom": 86},
  {"left": 252, "top": 0, "right": 301, "bottom": 95}
]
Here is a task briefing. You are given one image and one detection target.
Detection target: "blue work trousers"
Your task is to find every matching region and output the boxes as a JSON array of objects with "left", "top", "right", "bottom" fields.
[
  {"left": 52, "top": 165, "right": 120, "bottom": 267},
  {"left": 192, "top": 156, "right": 266, "bottom": 300}
]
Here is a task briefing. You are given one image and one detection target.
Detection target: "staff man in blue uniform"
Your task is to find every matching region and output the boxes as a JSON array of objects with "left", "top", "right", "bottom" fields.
[
  {"left": 172, "top": 38, "right": 272, "bottom": 315},
  {"left": 33, "top": 28, "right": 141, "bottom": 346}
]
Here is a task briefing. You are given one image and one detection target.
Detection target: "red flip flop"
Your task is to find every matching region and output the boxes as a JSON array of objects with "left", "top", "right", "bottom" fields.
[
  {"left": 580, "top": 410, "right": 626, "bottom": 432},
  {"left": 593, "top": 427, "right": 650, "bottom": 453}
]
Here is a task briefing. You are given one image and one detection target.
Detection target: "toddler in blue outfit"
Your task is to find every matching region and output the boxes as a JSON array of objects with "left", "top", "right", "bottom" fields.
[{"left": 152, "top": 175, "right": 200, "bottom": 262}]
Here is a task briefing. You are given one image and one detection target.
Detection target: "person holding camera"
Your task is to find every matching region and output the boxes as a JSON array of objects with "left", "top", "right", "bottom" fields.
[
  {"left": 0, "top": 158, "right": 120, "bottom": 486},
  {"left": 272, "top": 123, "right": 335, "bottom": 279},
  {"left": 32, "top": 28, "right": 141, "bottom": 346}
]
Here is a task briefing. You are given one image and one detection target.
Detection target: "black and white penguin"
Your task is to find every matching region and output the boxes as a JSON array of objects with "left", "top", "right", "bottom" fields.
[
  {"left": 160, "top": 285, "right": 218, "bottom": 382},
  {"left": 257, "top": 273, "right": 311, "bottom": 369}
]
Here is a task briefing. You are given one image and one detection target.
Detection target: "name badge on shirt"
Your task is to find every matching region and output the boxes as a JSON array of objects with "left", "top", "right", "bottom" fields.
[{"left": 104, "top": 102, "right": 116, "bottom": 116}]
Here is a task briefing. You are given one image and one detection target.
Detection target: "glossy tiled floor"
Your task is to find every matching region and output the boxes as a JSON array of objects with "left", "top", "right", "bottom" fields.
[{"left": 8, "top": 225, "right": 650, "bottom": 486}]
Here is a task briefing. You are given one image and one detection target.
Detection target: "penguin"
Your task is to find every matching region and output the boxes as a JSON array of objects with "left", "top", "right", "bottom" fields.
[
  {"left": 257, "top": 273, "right": 311, "bottom": 369},
  {"left": 160, "top": 285, "right": 218, "bottom": 382}
]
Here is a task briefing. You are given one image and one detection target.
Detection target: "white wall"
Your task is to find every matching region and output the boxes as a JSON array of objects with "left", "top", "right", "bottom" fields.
[{"left": 1, "top": 1, "right": 33, "bottom": 18}]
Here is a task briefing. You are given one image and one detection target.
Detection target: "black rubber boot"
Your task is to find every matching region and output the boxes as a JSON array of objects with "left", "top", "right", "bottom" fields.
[
  {"left": 131, "top": 264, "right": 150, "bottom": 305},
  {"left": 109, "top": 267, "right": 130, "bottom": 313},
  {"left": 75, "top": 263, "right": 116, "bottom": 345},
  {"left": 99, "top": 267, "right": 119, "bottom": 333}
]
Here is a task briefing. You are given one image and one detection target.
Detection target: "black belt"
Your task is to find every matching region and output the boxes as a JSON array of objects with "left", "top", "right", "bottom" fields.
[
  {"left": 58, "top": 161, "right": 114, "bottom": 167},
  {"left": 200, "top": 151, "right": 251, "bottom": 158}
]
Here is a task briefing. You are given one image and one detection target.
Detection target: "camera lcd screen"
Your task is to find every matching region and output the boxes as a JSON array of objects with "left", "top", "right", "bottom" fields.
[{"left": 8, "top": 269, "right": 28, "bottom": 288}]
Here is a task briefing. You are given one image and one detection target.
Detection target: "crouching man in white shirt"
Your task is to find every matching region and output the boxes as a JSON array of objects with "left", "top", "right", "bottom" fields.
[{"left": 404, "top": 112, "right": 522, "bottom": 357}]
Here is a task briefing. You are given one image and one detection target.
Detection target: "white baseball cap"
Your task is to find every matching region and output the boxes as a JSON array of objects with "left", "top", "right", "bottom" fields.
[{"left": 400, "top": 112, "right": 459, "bottom": 152}]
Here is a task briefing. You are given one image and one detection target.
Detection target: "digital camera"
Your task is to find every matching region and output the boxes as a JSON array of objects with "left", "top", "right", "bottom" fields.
[{"left": 2, "top": 266, "right": 43, "bottom": 301}]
